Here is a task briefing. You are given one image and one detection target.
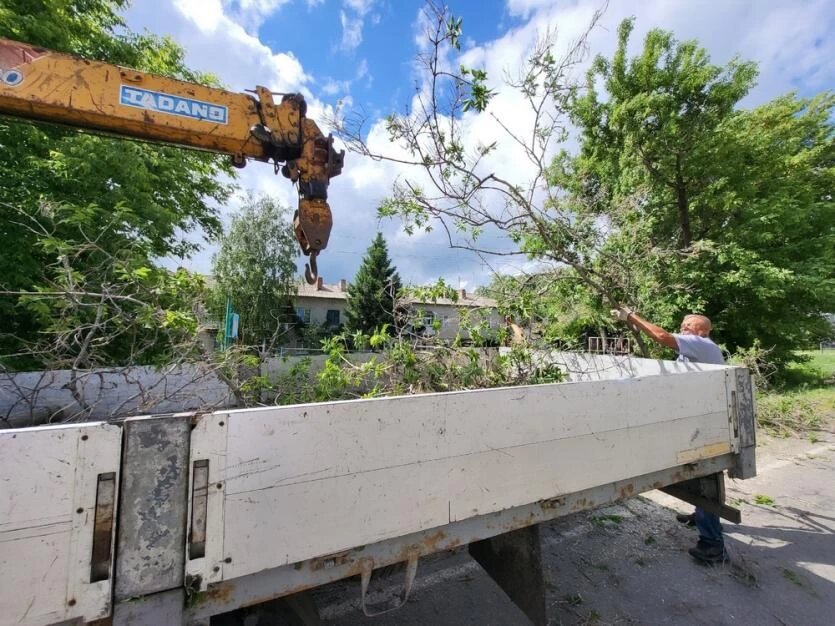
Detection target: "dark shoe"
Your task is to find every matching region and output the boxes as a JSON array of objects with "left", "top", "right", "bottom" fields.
[
  {"left": 676, "top": 512, "right": 696, "bottom": 526},
  {"left": 688, "top": 542, "right": 729, "bottom": 564}
]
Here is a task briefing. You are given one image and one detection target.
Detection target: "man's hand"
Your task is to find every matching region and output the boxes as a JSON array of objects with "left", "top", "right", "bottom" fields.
[{"left": 611, "top": 306, "right": 633, "bottom": 322}]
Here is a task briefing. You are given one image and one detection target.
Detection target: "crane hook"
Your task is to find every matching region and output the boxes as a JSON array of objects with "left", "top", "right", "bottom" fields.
[{"left": 304, "top": 251, "right": 319, "bottom": 285}]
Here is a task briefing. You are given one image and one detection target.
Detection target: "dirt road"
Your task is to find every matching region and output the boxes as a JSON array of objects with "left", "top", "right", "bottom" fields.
[{"left": 313, "top": 427, "right": 834, "bottom": 625}]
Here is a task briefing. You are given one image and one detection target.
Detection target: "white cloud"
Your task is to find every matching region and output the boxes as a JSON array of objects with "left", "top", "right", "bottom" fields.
[
  {"left": 520, "top": 0, "right": 835, "bottom": 106},
  {"left": 138, "top": 0, "right": 310, "bottom": 95},
  {"left": 339, "top": 10, "right": 364, "bottom": 51},
  {"left": 321, "top": 78, "right": 345, "bottom": 96},
  {"left": 344, "top": 0, "right": 375, "bottom": 14},
  {"left": 338, "top": 0, "right": 379, "bottom": 52},
  {"left": 217, "top": 0, "right": 327, "bottom": 33},
  {"left": 172, "top": 0, "right": 288, "bottom": 35},
  {"left": 356, "top": 58, "right": 369, "bottom": 80},
  {"left": 174, "top": 0, "right": 224, "bottom": 32},
  {"left": 315, "top": 59, "right": 369, "bottom": 100},
  {"left": 505, "top": 0, "right": 559, "bottom": 19},
  {"left": 236, "top": 0, "right": 284, "bottom": 10}
]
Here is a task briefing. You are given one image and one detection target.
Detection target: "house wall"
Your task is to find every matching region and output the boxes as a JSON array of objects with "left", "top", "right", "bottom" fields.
[
  {"left": 293, "top": 295, "right": 347, "bottom": 327},
  {"left": 289, "top": 283, "right": 502, "bottom": 343},
  {"left": 413, "top": 303, "right": 503, "bottom": 341},
  {"left": 291, "top": 299, "right": 502, "bottom": 341}
]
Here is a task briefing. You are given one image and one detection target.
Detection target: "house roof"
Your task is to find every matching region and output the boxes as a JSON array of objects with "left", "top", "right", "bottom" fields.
[
  {"left": 403, "top": 294, "right": 498, "bottom": 309},
  {"left": 295, "top": 280, "right": 497, "bottom": 309},
  {"left": 295, "top": 281, "right": 350, "bottom": 300},
  {"left": 202, "top": 274, "right": 497, "bottom": 308}
]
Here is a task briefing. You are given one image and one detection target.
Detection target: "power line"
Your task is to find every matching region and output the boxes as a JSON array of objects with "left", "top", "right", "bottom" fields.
[
  {"left": 328, "top": 249, "right": 455, "bottom": 261},
  {"left": 326, "top": 247, "right": 517, "bottom": 261}
]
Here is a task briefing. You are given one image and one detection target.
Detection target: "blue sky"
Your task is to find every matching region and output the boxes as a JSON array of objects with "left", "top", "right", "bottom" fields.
[
  {"left": 255, "top": 0, "right": 523, "bottom": 113},
  {"left": 123, "top": 0, "right": 835, "bottom": 290}
]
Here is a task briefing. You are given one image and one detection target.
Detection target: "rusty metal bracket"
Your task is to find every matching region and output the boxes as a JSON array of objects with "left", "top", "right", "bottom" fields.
[
  {"left": 90, "top": 472, "right": 116, "bottom": 583},
  {"left": 358, "top": 553, "right": 419, "bottom": 617},
  {"left": 294, "top": 197, "right": 331, "bottom": 285},
  {"left": 661, "top": 472, "right": 741, "bottom": 524},
  {"left": 730, "top": 389, "right": 740, "bottom": 442},
  {"left": 294, "top": 200, "right": 332, "bottom": 253},
  {"left": 310, "top": 549, "right": 352, "bottom": 571},
  {"left": 189, "top": 460, "right": 209, "bottom": 560}
]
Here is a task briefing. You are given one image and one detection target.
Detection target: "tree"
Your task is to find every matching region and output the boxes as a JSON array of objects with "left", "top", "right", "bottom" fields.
[
  {"left": 562, "top": 19, "right": 835, "bottom": 365},
  {"left": 0, "top": 0, "right": 233, "bottom": 368},
  {"left": 334, "top": 2, "right": 613, "bottom": 343},
  {"left": 210, "top": 196, "right": 298, "bottom": 349},
  {"left": 481, "top": 270, "right": 604, "bottom": 348},
  {"left": 345, "top": 233, "right": 402, "bottom": 335},
  {"left": 0, "top": 198, "right": 218, "bottom": 425},
  {"left": 0, "top": 200, "right": 207, "bottom": 366},
  {"left": 336, "top": 4, "right": 832, "bottom": 368},
  {"left": 566, "top": 18, "right": 758, "bottom": 248}
]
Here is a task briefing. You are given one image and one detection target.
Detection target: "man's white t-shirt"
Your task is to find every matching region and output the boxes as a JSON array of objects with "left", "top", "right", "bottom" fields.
[{"left": 673, "top": 334, "right": 724, "bottom": 365}]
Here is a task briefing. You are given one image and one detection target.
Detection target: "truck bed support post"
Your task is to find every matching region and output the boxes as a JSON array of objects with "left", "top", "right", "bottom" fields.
[
  {"left": 729, "top": 368, "right": 757, "bottom": 480},
  {"left": 661, "top": 473, "right": 741, "bottom": 524},
  {"left": 469, "top": 524, "right": 548, "bottom": 626}
]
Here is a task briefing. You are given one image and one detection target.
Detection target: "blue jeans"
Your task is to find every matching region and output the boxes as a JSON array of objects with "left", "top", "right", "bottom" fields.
[{"left": 695, "top": 506, "right": 723, "bottom": 548}]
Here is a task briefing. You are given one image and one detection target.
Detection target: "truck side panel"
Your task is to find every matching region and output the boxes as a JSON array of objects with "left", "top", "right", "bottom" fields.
[
  {"left": 184, "top": 453, "right": 739, "bottom": 622},
  {"left": 187, "top": 368, "right": 733, "bottom": 586},
  {"left": 0, "top": 423, "right": 121, "bottom": 625}
]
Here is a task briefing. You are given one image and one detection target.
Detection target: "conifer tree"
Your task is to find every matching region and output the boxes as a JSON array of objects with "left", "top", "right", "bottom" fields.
[{"left": 345, "top": 233, "right": 401, "bottom": 335}]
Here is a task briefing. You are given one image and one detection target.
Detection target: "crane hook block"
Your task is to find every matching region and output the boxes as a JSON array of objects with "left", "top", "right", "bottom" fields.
[{"left": 294, "top": 198, "right": 332, "bottom": 253}]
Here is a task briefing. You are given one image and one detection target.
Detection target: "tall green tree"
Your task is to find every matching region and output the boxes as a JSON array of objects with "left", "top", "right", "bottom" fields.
[
  {"left": 0, "top": 0, "right": 233, "bottom": 367},
  {"left": 561, "top": 18, "right": 835, "bottom": 365},
  {"left": 210, "top": 196, "right": 298, "bottom": 348},
  {"left": 345, "top": 233, "right": 401, "bottom": 335},
  {"left": 566, "top": 18, "right": 758, "bottom": 248},
  {"left": 0, "top": 197, "right": 212, "bottom": 371}
]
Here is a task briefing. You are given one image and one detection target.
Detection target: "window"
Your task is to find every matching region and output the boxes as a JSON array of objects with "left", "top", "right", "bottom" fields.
[
  {"left": 295, "top": 307, "right": 310, "bottom": 323},
  {"left": 413, "top": 310, "right": 440, "bottom": 333},
  {"left": 326, "top": 309, "right": 341, "bottom": 327},
  {"left": 424, "top": 312, "right": 440, "bottom": 329}
]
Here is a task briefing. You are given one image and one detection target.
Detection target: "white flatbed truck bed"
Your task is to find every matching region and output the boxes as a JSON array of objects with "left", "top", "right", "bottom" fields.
[{"left": 0, "top": 354, "right": 756, "bottom": 625}]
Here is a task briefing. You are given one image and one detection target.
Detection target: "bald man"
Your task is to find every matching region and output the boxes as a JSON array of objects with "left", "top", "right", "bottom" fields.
[{"left": 611, "top": 307, "right": 728, "bottom": 564}]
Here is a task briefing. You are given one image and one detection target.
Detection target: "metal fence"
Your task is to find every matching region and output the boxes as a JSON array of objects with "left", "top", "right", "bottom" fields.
[{"left": 587, "top": 336, "right": 631, "bottom": 355}]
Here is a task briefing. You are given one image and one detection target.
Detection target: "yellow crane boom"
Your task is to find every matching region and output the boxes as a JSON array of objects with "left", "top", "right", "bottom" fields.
[{"left": 0, "top": 37, "right": 343, "bottom": 283}]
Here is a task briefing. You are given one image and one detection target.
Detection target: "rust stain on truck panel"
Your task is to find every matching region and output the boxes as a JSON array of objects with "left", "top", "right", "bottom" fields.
[
  {"left": 676, "top": 442, "right": 732, "bottom": 465},
  {"left": 618, "top": 483, "right": 635, "bottom": 499}
]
